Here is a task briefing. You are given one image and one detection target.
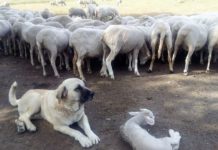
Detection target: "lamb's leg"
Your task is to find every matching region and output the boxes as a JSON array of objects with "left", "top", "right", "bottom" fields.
[
  {"left": 106, "top": 50, "right": 117, "bottom": 79},
  {"left": 133, "top": 49, "right": 140, "bottom": 76},
  {"left": 77, "top": 57, "right": 85, "bottom": 81},
  {"left": 184, "top": 45, "right": 195, "bottom": 76},
  {"left": 50, "top": 52, "right": 60, "bottom": 77},
  {"left": 206, "top": 46, "right": 213, "bottom": 73},
  {"left": 128, "top": 53, "right": 133, "bottom": 71}
]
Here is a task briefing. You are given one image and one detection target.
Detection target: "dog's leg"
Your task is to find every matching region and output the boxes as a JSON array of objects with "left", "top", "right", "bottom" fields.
[
  {"left": 54, "top": 125, "right": 92, "bottom": 148},
  {"left": 19, "top": 113, "right": 36, "bottom": 132},
  {"left": 78, "top": 114, "right": 100, "bottom": 145}
]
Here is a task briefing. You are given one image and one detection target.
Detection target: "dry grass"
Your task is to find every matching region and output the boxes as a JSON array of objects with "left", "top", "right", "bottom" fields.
[{"left": 9, "top": 0, "right": 218, "bottom": 16}]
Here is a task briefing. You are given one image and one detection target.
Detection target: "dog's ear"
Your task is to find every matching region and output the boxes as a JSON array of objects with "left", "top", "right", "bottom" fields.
[{"left": 56, "top": 86, "right": 68, "bottom": 100}]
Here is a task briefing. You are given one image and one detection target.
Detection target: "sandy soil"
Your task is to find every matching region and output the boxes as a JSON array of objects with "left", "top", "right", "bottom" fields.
[{"left": 0, "top": 54, "right": 218, "bottom": 150}]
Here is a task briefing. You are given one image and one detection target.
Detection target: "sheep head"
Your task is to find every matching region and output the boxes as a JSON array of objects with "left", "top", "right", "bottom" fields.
[{"left": 128, "top": 108, "right": 155, "bottom": 125}]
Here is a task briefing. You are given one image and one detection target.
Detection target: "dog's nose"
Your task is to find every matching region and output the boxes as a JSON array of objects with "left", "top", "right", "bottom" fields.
[{"left": 90, "top": 91, "right": 95, "bottom": 98}]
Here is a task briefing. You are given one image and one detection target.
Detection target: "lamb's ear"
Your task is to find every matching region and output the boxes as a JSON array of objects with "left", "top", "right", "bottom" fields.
[
  {"left": 140, "top": 108, "right": 151, "bottom": 113},
  {"left": 128, "top": 112, "right": 139, "bottom": 116},
  {"left": 56, "top": 86, "right": 68, "bottom": 101}
]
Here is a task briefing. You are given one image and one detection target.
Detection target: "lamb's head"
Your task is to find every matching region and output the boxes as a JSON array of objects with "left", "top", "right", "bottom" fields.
[
  {"left": 169, "top": 129, "right": 181, "bottom": 150},
  {"left": 128, "top": 108, "right": 155, "bottom": 125}
]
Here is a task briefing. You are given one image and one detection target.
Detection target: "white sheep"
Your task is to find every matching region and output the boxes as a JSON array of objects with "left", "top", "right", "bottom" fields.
[
  {"left": 148, "top": 20, "right": 173, "bottom": 73},
  {"left": 101, "top": 25, "right": 148, "bottom": 79},
  {"left": 69, "top": 28, "right": 104, "bottom": 80},
  {"left": 206, "top": 24, "right": 218, "bottom": 72},
  {"left": 95, "top": 6, "right": 119, "bottom": 21},
  {"left": 172, "top": 22, "right": 208, "bottom": 75},
  {"left": 120, "top": 108, "right": 181, "bottom": 150}
]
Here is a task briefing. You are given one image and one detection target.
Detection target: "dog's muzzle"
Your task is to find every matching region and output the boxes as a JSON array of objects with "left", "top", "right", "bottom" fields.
[{"left": 80, "top": 88, "right": 95, "bottom": 104}]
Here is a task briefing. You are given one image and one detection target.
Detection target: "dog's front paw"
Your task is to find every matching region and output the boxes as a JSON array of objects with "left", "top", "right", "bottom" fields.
[
  {"left": 77, "top": 136, "right": 92, "bottom": 148},
  {"left": 88, "top": 133, "right": 100, "bottom": 145},
  {"left": 15, "top": 119, "right": 26, "bottom": 133}
]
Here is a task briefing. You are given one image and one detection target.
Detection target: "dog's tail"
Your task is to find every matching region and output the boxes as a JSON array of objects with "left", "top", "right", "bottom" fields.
[
  {"left": 9, "top": 81, "right": 19, "bottom": 106},
  {"left": 168, "top": 129, "right": 181, "bottom": 150}
]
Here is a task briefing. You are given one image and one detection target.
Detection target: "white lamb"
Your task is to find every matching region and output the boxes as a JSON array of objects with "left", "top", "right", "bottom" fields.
[{"left": 120, "top": 108, "right": 181, "bottom": 150}]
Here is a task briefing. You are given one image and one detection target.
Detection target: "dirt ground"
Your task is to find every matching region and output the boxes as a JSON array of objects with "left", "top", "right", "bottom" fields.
[{"left": 0, "top": 54, "right": 218, "bottom": 150}]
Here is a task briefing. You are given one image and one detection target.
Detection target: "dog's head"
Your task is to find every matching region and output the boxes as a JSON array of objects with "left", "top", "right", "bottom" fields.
[{"left": 56, "top": 78, "right": 94, "bottom": 111}]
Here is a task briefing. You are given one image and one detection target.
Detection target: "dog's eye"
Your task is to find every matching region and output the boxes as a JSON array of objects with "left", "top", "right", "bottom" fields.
[{"left": 74, "top": 85, "right": 82, "bottom": 92}]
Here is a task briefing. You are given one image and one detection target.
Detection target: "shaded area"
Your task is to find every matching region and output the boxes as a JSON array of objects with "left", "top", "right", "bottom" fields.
[{"left": 0, "top": 54, "right": 218, "bottom": 150}]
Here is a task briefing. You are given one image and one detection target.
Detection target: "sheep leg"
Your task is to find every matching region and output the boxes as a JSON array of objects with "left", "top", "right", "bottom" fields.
[
  {"left": 172, "top": 44, "right": 179, "bottom": 69},
  {"left": 128, "top": 53, "right": 133, "bottom": 71},
  {"left": 157, "top": 34, "right": 165, "bottom": 59},
  {"left": 106, "top": 51, "right": 117, "bottom": 79},
  {"left": 50, "top": 52, "right": 60, "bottom": 77},
  {"left": 76, "top": 57, "right": 85, "bottom": 81},
  {"left": 18, "top": 41, "right": 24, "bottom": 58},
  {"left": 148, "top": 37, "right": 158, "bottom": 72},
  {"left": 100, "top": 45, "right": 109, "bottom": 77},
  {"left": 58, "top": 54, "right": 63, "bottom": 70},
  {"left": 206, "top": 46, "right": 213, "bottom": 73},
  {"left": 63, "top": 52, "right": 70, "bottom": 71},
  {"left": 213, "top": 52, "right": 217, "bottom": 63},
  {"left": 72, "top": 50, "right": 78, "bottom": 75},
  {"left": 23, "top": 43, "right": 28, "bottom": 58},
  {"left": 200, "top": 50, "right": 204, "bottom": 65},
  {"left": 184, "top": 45, "right": 195, "bottom": 76},
  {"left": 3, "top": 41, "right": 8, "bottom": 55},
  {"left": 30, "top": 45, "right": 35, "bottom": 66},
  {"left": 13, "top": 39, "right": 17, "bottom": 56},
  {"left": 166, "top": 36, "right": 173, "bottom": 73},
  {"left": 37, "top": 42, "right": 47, "bottom": 76},
  {"left": 133, "top": 49, "right": 140, "bottom": 76},
  {"left": 86, "top": 59, "right": 92, "bottom": 74},
  {"left": 8, "top": 38, "right": 13, "bottom": 55}
]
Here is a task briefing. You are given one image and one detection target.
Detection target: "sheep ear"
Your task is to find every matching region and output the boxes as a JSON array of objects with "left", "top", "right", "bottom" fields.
[{"left": 128, "top": 112, "right": 139, "bottom": 116}]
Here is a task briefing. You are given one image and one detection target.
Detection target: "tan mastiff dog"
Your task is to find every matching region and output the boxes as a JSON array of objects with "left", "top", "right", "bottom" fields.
[{"left": 8, "top": 78, "right": 100, "bottom": 148}]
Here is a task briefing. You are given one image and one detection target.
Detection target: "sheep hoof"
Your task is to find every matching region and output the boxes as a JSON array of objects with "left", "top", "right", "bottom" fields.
[
  {"left": 183, "top": 72, "right": 188, "bottom": 76},
  {"left": 169, "top": 70, "right": 174, "bottom": 74},
  {"left": 55, "top": 74, "right": 60, "bottom": 78},
  {"left": 206, "top": 70, "right": 210, "bottom": 74},
  {"left": 147, "top": 69, "right": 152, "bottom": 73},
  {"left": 128, "top": 67, "right": 132, "bottom": 71}
]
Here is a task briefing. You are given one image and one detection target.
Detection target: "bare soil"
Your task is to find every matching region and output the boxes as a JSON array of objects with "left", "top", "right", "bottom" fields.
[{"left": 0, "top": 54, "right": 218, "bottom": 150}]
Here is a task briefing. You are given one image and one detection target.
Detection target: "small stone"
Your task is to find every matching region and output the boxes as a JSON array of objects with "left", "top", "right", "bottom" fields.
[
  {"left": 147, "top": 97, "right": 152, "bottom": 101},
  {"left": 106, "top": 118, "right": 111, "bottom": 121}
]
